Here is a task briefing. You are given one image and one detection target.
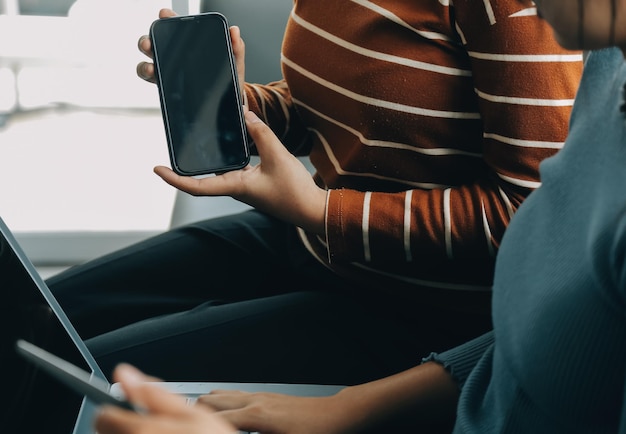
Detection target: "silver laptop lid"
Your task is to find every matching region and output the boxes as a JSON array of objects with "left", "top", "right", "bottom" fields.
[{"left": 0, "top": 216, "right": 106, "bottom": 434}]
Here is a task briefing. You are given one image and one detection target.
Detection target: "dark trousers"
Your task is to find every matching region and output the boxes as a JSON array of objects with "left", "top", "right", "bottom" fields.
[{"left": 47, "top": 210, "right": 491, "bottom": 385}]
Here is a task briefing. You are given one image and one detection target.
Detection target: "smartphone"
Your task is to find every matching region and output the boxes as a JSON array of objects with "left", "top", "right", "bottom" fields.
[
  {"left": 15, "top": 339, "right": 136, "bottom": 411},
  {"left": 149, "top": 12, "right": 250, "bottom": 176}
]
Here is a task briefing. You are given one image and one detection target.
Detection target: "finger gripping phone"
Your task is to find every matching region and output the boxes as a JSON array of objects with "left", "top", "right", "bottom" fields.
[{"left": 150, "top": 13, "right": 250, "bottom": 176}]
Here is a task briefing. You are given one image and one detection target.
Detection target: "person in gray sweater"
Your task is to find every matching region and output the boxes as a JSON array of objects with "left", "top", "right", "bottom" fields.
[{"left": 95, "top": 1, "right": 626, "bottom": 433}]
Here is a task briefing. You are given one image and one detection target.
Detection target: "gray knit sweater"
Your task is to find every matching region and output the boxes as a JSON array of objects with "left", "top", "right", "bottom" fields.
[{"left": 429, "top": 48, "right": 626, "bottom": 433}]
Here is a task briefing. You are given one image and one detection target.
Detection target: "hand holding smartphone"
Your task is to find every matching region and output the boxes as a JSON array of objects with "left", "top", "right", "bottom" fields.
[{"left": 150, "top": 12, "right": 250, "bottom": 176}]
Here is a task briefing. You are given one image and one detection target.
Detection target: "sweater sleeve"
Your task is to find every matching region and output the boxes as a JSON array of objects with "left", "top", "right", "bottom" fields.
[
  {"left": 423, "top": 331, "right": 494, "bottom": 389},
  {"left": 614, "top": 199, "right": 626, "bottom": 432},
  {"left": 325, "top": 1, "right": 583, "bottom": 267}
]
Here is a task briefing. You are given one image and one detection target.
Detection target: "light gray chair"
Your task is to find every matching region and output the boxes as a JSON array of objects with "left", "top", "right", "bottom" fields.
[{"left": 169, "top": 0, "right": 311, "bottom": 228}]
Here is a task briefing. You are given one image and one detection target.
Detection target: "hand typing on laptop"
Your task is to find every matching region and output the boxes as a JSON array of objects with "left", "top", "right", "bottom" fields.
[
  {"left": 95, "top": 364, "right": 237, "bottom": 434},
  {"left": 97, "top": 363, "right": 372, "bottom": 434}
]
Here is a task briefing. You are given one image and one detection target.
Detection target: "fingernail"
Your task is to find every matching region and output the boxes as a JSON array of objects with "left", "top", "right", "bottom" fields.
[
  {"left": 137, "top": 63, "right": 147, "bottom": 80},
  {"left": 138, "top": 35, "right": 149, "bottom": 51}
]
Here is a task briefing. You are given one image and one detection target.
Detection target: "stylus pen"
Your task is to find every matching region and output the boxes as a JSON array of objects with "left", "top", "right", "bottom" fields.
[{"left": 15, "top": 339, "right": 137, "bottom": 412}]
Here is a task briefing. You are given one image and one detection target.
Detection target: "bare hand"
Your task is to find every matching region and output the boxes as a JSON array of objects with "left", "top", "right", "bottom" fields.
[
  {"left": 136, "top": 8, "right": 246, "bottom": 90},
  {"left": 198, "top": 389, "right": 351, "bottom": 434},
  {"left": 154, "top": 110, "right": 327, "bottom": 234},
  {"left": 95, "top": 364, "right": 236, "bottom": 434}
]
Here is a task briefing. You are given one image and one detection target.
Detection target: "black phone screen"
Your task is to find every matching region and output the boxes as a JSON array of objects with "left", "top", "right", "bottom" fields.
[{"left": 150, "top": 13, "right": 249, "bottom": 176}]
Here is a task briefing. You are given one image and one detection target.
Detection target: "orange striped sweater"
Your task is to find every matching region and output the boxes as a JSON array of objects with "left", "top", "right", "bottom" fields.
[{"left": 244, "top": 0, "right": 583, "bottom": 308}]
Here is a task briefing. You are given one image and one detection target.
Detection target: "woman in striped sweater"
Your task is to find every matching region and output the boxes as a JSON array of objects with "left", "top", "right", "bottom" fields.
[{"left": 49, "top": 0, "right": 582, "bottom": 385}]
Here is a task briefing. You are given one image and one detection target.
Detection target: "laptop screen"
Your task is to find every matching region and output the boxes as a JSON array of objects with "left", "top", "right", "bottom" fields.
[{"left": 0, "top": 219, "right": 99, "bottom": 434}]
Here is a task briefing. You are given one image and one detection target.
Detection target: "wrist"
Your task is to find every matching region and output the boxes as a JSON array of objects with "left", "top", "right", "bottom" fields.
[{"left": 299, "top": 187, "right": 328, "bottom": 235}]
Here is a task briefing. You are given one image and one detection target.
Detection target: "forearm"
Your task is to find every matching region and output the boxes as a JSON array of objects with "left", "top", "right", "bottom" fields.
[
  {"left": 334, "top": 361, "right": 459, "bottom": 432},
  {"left": 325, "top": 183, "right": 514, "bottom": 265},
  {"left": 335, "top": 332, "right": 495, "bottom": 432}
]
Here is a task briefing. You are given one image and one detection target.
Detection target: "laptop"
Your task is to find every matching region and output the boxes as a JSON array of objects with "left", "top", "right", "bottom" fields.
[{"left": 0, "top": 216, "right": 344, "bottom": 434}]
